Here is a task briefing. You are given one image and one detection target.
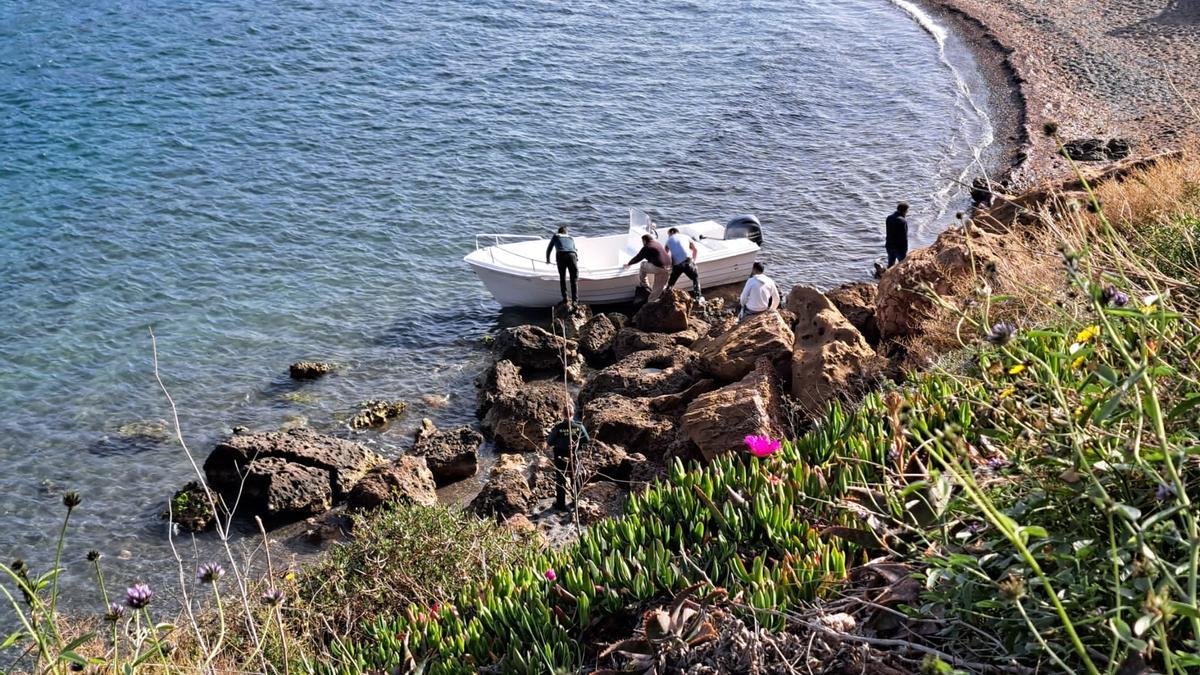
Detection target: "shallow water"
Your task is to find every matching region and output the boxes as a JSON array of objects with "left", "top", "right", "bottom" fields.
[{"left": 0, "top": 0, "right": 993, "bottom": 611}]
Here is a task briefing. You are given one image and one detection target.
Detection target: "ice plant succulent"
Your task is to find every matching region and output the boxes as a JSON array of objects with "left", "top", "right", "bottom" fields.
[
  {"left": 197, "top": 562, "right": 226, "bottom": 584},
  {"left": 545, "top": 568, "right": 557, "bottom": 582},
  {"left": 744, "top": 435, "right": 781, "bottom": 458},
  {"left": 125, "top": 582, "right": 153, "bottom": 609}
]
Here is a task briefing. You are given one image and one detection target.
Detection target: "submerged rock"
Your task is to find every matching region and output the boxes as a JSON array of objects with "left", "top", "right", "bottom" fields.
[
  {"left": 348, "top": 399, "right": 407, "bottom": 430},
  {"left": 409, "top": 418, "right": 481, "bottom": 486},
  {"left": 631, "top": 289, "right": 693, "bottom": 333},
  {"left": 345, "top": 457, "right": 438, "bottom": 511},
  {"left": 682, "top": 359, "right": 788, "bottom": 462},
  {"left": 204, "top": 429, "right": 381, "bottom": 524},
  {"left": 163, "top": 481, "right": 220, "bottom": 533},
  {"left": 694, "top": 310, "right": 794, "bottom": 382},
  {"left": 578, "top": 346, "right": 699, "bottom": 406},
  {"left": 289, "top": 361, "right": 337, "bottom": 380}
]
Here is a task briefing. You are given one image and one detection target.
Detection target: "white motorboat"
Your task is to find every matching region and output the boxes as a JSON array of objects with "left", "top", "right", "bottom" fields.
[{"left": 465, "top": 209, "right": 763, "bottom": 308}]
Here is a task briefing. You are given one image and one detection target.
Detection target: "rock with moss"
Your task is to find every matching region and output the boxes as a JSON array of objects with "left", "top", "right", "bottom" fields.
[{"left": 162, "top": 481, "right": 220, "bottom": 532}]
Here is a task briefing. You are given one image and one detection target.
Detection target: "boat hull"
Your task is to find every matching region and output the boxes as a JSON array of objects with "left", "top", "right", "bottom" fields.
[{"left": 468, "top": 251, "right": 757, "bottom": 307}]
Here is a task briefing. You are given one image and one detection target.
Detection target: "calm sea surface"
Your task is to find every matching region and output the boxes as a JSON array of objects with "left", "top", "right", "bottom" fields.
[{"left": 0, "top": 0, "right": 993, "bottom": 609}]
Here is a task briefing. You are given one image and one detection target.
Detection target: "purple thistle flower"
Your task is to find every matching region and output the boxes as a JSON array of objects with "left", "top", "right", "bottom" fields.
[
  {"left": 197, "top": 562, "right": 225, "bottom": 585},
  {"left": 985, "top": 322, "right": 1017, "bottom": 346},
  {"left": 262, "top": 588, "right": 285, "bottom": 606},
  {"left": 125, "top": 583, "right": 153, "bottom": 609},
  {"left": 986, "top": 457, "right": 1006, "bottom": 472},
  {"left": 103, "top": 602, "right": 125, "bottom": 623},
  {"left": 967, "top": 521, "right": 987, "bottom": 534},
  {"left": 1102, "top": 285, "right": 1130, "bottom": 308},
  {"left": 1156, "top": 483, "right": 1176, "bottom": 502}
]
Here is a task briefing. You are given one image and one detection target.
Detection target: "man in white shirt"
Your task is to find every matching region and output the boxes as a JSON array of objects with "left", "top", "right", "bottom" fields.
[
  {"left": 738, "top": 262, "right": 780, "bottom": 323},
  {"left": 664, "top": 227, "right": 702, "bottom": 300}
]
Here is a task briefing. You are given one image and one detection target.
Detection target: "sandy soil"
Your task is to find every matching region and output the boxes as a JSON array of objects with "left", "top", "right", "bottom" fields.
[{"left": 931, "top": 0, "right": 1200, "bottom": 185}]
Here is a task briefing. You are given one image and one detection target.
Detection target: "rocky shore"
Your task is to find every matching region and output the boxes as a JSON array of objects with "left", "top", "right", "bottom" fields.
[{"left": 928, "top": 0, "right": 1200, "bottom": 186}]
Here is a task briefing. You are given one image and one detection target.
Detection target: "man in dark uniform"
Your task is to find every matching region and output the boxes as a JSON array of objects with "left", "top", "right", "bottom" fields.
[
  {"left": 885, "top": 202, "right": 909, "bottom": 268},
  {"left": 546, "top": 226, "right": 579, "bottom": 305},
  {"left": 546, "top": 413, "right": 590, "bottom": 511}
]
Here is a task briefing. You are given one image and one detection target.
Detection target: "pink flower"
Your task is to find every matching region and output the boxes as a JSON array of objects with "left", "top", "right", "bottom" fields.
[
  {"left": 545, "top": 568, "right": 556, "bottom": 582},
  {"left": 768, "top": 475, "right": 782, "bottom": 486},
  {"left": 745, "top": 435, "right": 781, "bottom": 458}
]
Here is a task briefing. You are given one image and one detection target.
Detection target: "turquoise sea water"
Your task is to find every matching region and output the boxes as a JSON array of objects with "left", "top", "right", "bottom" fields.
[{"left": 0, "top": 0, "right": 993, "bottom": 607}]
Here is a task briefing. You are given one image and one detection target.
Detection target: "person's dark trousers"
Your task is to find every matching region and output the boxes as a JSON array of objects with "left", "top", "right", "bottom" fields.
[
  {"left": 553, "top": 445, "right": 572, "bottom": 510},
  {"left": 666, "top": 259, "right": 701, "bottom": 297},
  {"left": 886, "top": 246, "right": 907, "bottom": 268},
  {"left": 556, "top": 251, "right": 578, "bottom": 303}
]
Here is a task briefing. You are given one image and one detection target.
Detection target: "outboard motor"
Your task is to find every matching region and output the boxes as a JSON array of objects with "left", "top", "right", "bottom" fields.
[{"left": 724, "top": 215, "right": 763, "bottom": 246}]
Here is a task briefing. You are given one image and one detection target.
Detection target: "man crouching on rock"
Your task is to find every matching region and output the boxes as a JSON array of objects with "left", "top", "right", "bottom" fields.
[{"left": 547, "top": 408, "right": 590, "bottom": 511}]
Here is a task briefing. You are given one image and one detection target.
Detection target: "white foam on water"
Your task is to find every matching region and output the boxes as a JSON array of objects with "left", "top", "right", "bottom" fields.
[{"left": 890, "top": 0, "right": 996, "bottom": 229}]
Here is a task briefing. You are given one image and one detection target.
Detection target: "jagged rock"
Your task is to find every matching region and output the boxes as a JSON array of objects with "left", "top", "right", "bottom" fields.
[
  {"left": 346, "top": 457, "right": 438, "bottom": 511},
  {"left": 583, "top": 394, "right": 677, "bottom": 458},
  {"left": 528, "top": 453, "right": 558, "bottom": 501},
  {"left": 681, "top": 359, "right": 788, "bottom": 462},
  {"left": 500, "top": 513, "right": 546, "bottom": 547},
  {"left": 647, "top": 378, "right": 721, "bottom": 416},
  {"left": 289, "top": 361, "right": 336, "bottom": 379},
  {"left": 303, "top": 512, "right": 352, "bottom": 546},
  {"left": 481, "top": 379, "right": 573, "bottom": 454},
  {"left": 578, "top": 313, "right": 621, "bottom": 367},
  {"left": 204, "top": 429, "right": 381, "bottom": 523},
  {"left": 476, "top": 359, "right": 523, "bottom": 418},
  {"left": 163, "top": 481, "right": 219, "bottom": 533},
  {"left": 551, "top": 302, "right": 593, "bottom": 339},
  {"left": 492, "top": 325, "right": 581, "bottom": 376},
  {"left": 792, "top": 292, "right": 877, "bottom": 414},
  {"left": 580, "top": 441, "right": 629, "bottom": 483},
  {"left": 578, "top": 346, "right": 699, "bottom": 406},
  {"left": 348, "top": 399, "right": 407, "bottom": 429},
  {"left": 1061, "top": 138, "right": 1132, "bottom": 162},
  {"left": 631, "top": 289, "right": 693, "bottom": 333},
  {"left": 576, "top": 482, "right": 626, "bottom": 526},
  {"left": 876, "top": 227, "right": 1004, "bottom": 340},
  {"left": 409, "top": 418, "right": 480, "bottom": 486},
  {"left": 826, "top": 282, "right": 881, "bottom": 346},
  {"left": 613, "top": 327, "right": 678, "bottom": 360},
  {"left": 471, "top": 454, "right": 533, "bottom": 519},
  {"left": 694, "top": 310, "right": 794, "bottom": 382}
]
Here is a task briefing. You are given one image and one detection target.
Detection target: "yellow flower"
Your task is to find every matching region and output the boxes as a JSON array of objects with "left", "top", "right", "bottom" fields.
[
  {"left": 999, "top": 386, "right": 1016, "bottom": 399},
  {"left": 1140, "top": 304, "right": 1157, "bottom": 315},
  {"left": 1075, "top": 325, "right": 1100, "bottom": 343},
  {"left": 1008, "top": 364, "right": 1026, "bottom": 375},
  {"left": 1071, "top": 355, "right": 1086, "bottom": 369},
  {"left": 284, "top": 571, "right": 296, "bottom": 582}
]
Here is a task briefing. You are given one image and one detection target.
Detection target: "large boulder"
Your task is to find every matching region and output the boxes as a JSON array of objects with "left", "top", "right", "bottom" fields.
[
  {"left": 476, "top": 359, "right": 523, "bottom": 418},
  {"left": 578, "top": 313, "right": 621, "bottom": 367},
  {"left": 694, "top": 310, "right": 794, "bottom": 382},
  {"left": 681, "top": 359, "right": 788, "bottom": 462},
  {"left": 470, "top": 454, "right": 534, "bottom": 519},
  {"left": 492, "top": 325, "right": 581, "bottom": 376},
  {"left": 875, "top": 227, "right": 1004, "bottom": 340},
  {"left": 409, "top": 418, "right": 481, "bottom": 486},
  {"left": 583, "top": 394, "right": 677, "bottom": 458},
  {"left": 203, "top": 429, "right": 382, "bottom": 523},
  {"left": 631, "top": 289, "right": 693, "bottom": 333},
  {"left": 792, "top": 292, "right": 877, "bottom": 414},
  {"left": 578, "top": 346, "right": 699, "bottom": 406},
  {"left": 826, "top": 282, "right": 880, "bottom": 346},
  {"left": 613, "top": 327, "right": 678, "bottom": 360},
  {"left": 345, "top": 457, "right": 438, "bottom": 511},
  {"left": 481, "top": 379, "right": 573, "bottom": 454}
]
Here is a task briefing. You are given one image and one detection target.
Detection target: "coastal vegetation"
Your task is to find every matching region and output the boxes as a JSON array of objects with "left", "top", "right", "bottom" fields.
[{"left": 2, "top": 153, "right": 1198, "bottom": 673}]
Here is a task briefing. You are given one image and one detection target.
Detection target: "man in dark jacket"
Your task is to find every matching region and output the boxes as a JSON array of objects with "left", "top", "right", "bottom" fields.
[
  {"left": 546, "top": 226, "right": 579, "bottom": 304},
  {"left": 623, "top": 234, "right": 671, "bottom": 301},
  {"left": 885, "top": 202, "right": 909, "bottom": 268},
  {"left": 546, "top": 414, "right": 590, "bottom": 510}
]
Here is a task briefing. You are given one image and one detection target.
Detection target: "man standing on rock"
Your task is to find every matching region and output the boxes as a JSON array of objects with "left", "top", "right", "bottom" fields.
[
  {"left": 547, "top": 412, "right": 590, "bottom": 511},
  {"left": 546, "top": 226, "right": 579, "bottom": 306},
  {"left": 738, "top": 262, "right": 780, "bottom": 323},
  {"left": 885, "top": 202, "right": 909, "bottom": 268},
  {"left": 665, "top": 227, "right": 703, "bottom": 301},
  {"left": 623, "top": 233, "right": 672, "bottom": 302}
]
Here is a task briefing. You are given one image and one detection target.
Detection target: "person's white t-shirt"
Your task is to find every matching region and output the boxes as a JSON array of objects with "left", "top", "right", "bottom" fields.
[
  {"left": 740, "top": 274, "right": 780, "bottom": 312},
  {"left": 665, "top": 234, "right": 694, "bottom": 264}
]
